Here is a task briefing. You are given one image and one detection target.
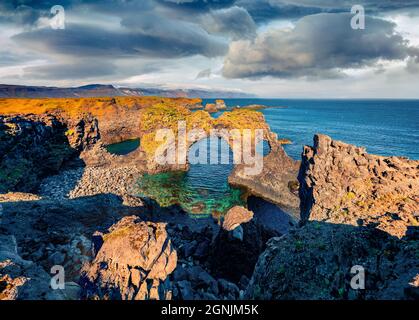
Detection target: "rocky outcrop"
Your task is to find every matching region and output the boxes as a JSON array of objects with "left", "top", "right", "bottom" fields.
[
  {"left": 0, "top": 115, "right": 73, "bottom": 193},
  {"left": 223, "top": 206, "right": 254, "bottom": 232},
  {"left": 215, "top": 100, "right": 227, "bottom": 110},
  {"left": 0, "top": 234, "right": 68, "bottom": 300},
  {"left": 80, "top": 216, "right": 177, "bottom": 300},
  {"left": 204, "top": 103, "right": 218, "bottom": 113},
  {"left": 229, "top": 132, "right": 301, "bottom": 216},
  {"left": 0, "top": 113, "right": 101, "bottom": 193},
  {"left": 246, "top": 221, "right": 419, "bottom": 300},
  {"left": 209, "top": 206, "right": 278, "bottom": 283},
  {"left": 299, "top": 134, "right": 419, "bottom": 238}
]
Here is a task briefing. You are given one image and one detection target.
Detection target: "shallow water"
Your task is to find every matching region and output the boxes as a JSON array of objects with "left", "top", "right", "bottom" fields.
[
  {"left": 105, "top": 138, "right": 140, "bottom": 155},
  {"left": 135, "top": 138, "right": 246, "bottom": 216}
]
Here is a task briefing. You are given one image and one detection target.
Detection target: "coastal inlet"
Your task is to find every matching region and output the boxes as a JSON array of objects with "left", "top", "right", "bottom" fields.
[{"left": 106, "top": 137, "right": 270, "bottom": 216}]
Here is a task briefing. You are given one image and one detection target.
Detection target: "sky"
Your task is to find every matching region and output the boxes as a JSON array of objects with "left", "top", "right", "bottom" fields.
[{"left": 1, "top": 0, "right": 419, "bottom": 98}]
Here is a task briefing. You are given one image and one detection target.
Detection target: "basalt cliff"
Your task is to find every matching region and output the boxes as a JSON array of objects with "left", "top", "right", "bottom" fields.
[{"left": 0, "top": 97, "right": 418, "bottom": 300}]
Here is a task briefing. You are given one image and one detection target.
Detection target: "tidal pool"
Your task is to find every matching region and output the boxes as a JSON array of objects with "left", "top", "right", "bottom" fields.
[
  {"left": 135, "top": 137, "right": 246, "bottom": 216},
  {"left": 105, "top": 138, "right": 140, "bottom": 155}
]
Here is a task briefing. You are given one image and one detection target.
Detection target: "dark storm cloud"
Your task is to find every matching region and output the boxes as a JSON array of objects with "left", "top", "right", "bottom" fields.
[
  {"left": 201, "top": 6, "right": 256, "bottom": 40},
  {"left": 13, "top": 21, "right": 228, "bottom": 58},
  {"left": 274, "top": 0, "right": 419, "bottom": 10},
  {"left": 0, "top": 50, "right": 34, "bottom": 66},
  {"left": 22, "top": 59, "right": 117, "bottom": 79},
  {"left": 157, "top": 0, "right": 236, "bottom": 11},
  {"left": 223, "top": 13, "right": 415, "bottom": 79},
  {"left": 236, "top": 0, "right": 419, "bottom": 23}
]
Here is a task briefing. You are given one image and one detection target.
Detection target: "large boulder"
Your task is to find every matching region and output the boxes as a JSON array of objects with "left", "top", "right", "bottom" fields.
[
  {"left": 299, "top": 134, "right": 419, "bottom": 238},
  {"left": 80, "top": 216, "right": 177, "bottom": 300},
  {"left": 223, "top": 206, "right": 254, "bottom": 232}
]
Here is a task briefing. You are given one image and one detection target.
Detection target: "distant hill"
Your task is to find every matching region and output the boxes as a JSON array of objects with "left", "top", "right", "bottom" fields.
[{"left": 0, "top": 84, "right": 254, "bottom": 99}]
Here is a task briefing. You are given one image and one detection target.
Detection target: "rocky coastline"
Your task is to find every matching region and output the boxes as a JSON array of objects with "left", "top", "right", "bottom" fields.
[{"left": 0, "top": 97, "right": 418, "bottom": 300}]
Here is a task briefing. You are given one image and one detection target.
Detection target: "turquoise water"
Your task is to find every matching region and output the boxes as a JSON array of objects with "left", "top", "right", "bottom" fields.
[
  {"left": 105, "top": 138, "right": 140, "bottom": 155},
  {"left": 136, "top": 138, "right": 245, "bottom": 216},
  {"left": 204, "top": 99, "right": 419, "bottom": 160}
]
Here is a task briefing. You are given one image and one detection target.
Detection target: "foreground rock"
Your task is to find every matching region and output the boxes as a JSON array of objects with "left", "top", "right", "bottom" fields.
[
  {"left": 80, "top": 216, "right": 177, "bottom": 300},
  {"left": 299, "top": 134, "right": 419, "bottom": 238},
  {"left": 0, "top": 234, "right": 67, "bottom": 300},
  {"left": 246, "top": 221, "right": 419, "bottom": 300},
  {"left": 209, "top": 206, "right": 279, "bottom": 283},
  {"left": 0, "top": 193, "right": 144, "bottom": 297}
]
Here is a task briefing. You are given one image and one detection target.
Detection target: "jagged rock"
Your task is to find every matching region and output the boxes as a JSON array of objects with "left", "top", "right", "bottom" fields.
[
  {"left": 176, "top": 280, "right": 194, "bottom": 300},
  {"left": 0, "top": 115, "right": 77, "bottom": 193},
  {"left": 218, "top": 278, "right": 240, "bottom": 298},
  {"left": 80, "top": 216, "right": 177, "bottom": 300},
  {"left": 0, "top": 235, "right": 65, "bottom": 300},
  {"left": 229, "top": 132, "right": 301, "bottom": 216},
  {"left": 209, "top": 213, "right": 277, "bottom": 283},
  {"left": 299, "top": 134, "right": 419, "bottom": 238},
  {"left": 223, "top": 206, "right": 254, "bottom": 231},
  {"left": 215, "top": 100, "right": 227, "bottom": 110},
  {"left": 204, "top": 103, "right": 218, "bottom": 113},
  {"left": 246, "top": 221, "right": 419, "bottom": 300}
]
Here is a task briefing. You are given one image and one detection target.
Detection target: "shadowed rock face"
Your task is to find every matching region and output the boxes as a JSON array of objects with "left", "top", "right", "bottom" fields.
[
  {"left": 209, "top": 206, "right": 279, "bottom": 283},
  {"left": 246, "top": 222, "right": 419, "bottom": 300},
  {"left": 80, "top": 216, "right": 177, "bottom": 300},
  {"left": 0, "top": 114, "right": 97, "bottom": 193},
  {"left": 299, "top": 134, "right": 419, "bottom": 238}
]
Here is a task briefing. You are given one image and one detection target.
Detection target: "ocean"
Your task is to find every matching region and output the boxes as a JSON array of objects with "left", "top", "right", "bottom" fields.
[
  {"left": 204, "top": 99, "right": 419, "bottom": 160},
  {"left": 132, "top": 99, "right": 419, "bottom": 215}
]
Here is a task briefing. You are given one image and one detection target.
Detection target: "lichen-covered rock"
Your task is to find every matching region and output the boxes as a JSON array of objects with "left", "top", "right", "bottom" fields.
[
  {"left": 246, "top": 222, "right": 419, "bottom": 300},
  {"left": 204, "top": 103, "right": 218, "bottom": 113},
  {"left": 80, "top": 216, "right": 177, "bottom": 300},
  {"left": 299, "top": 134, "right": 419, "bottom": 238}
]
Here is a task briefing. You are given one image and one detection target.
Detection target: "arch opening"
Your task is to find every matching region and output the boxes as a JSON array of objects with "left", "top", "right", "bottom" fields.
[{"left": 136, "top": 136, "right": 245, "bottom": 216}]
